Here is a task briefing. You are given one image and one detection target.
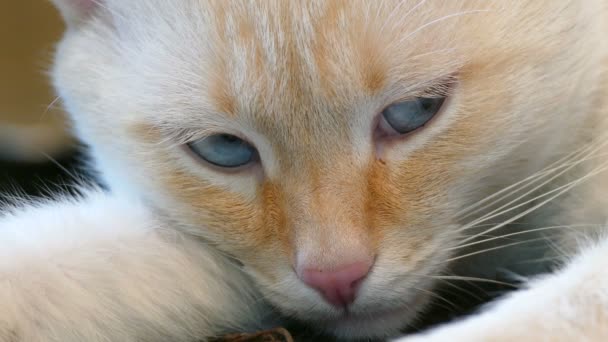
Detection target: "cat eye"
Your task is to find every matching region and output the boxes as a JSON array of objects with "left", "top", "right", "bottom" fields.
[
  {"left": 380, "top": 97, "right": 446, "bottom": 135},
  {"left": 188, "top": 134, "right": 257, "bottom": 168}
]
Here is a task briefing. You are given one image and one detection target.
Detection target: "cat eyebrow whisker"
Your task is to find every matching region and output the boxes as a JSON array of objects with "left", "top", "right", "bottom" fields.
[
  {"left": 406, "top": 47, "right": 457, "bottom": 61},
  {"left": 379, "top": 0, "right": 430, "bottom": 34},
  {"left": 398, "top": 9, "right": 492, "bottom": 44}
]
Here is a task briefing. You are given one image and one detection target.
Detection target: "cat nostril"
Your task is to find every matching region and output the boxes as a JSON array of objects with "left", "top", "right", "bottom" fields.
[{"left": 298, "top": 261, "right": 372, "bottom": 308}]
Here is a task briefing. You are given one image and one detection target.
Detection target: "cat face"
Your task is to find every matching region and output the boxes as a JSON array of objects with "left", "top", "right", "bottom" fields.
[{"left": 51, "top": 0, "right": 604, "bottom": 338}]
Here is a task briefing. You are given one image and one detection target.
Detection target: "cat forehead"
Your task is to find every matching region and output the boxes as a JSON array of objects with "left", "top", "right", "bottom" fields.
[
  {"left": 89, "top": 0, "right": 516, "bottom": 153},
  {"left": 108, "top": 0, "right": 474, "bottom": 119}
]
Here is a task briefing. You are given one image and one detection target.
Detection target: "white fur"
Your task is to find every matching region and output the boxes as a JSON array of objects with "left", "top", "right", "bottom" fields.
[
  {"left": 395, "top": 235, "right": 608, "bottom": 342},
  {"left": 0, "top": 190, "right": 272, "bottom": 341}
]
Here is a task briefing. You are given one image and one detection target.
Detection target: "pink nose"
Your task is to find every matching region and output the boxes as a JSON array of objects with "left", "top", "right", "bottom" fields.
[{"left": 298, "top": 262, "right": 372, "bottom": 307}]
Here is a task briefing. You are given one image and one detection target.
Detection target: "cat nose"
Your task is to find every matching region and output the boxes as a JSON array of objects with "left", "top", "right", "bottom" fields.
[{"left": 298, "top": 261, "right": 372, "bottom": 307}]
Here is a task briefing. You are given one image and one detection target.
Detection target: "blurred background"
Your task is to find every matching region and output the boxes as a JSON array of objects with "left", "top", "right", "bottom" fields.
[{"left": 0, "top": 1, "right": 84, "bottom": 198}]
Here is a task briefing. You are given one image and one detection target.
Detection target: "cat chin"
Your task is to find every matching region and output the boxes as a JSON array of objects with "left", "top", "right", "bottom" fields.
[
  {"left": 300, "top": 293, "right": 430, "bottom": 339},
  {"left": 270, "top": 280, "right": 432, "bottom": 339},
  {"left": 319, "top": 305, "right": 416, "bottom": 340}
]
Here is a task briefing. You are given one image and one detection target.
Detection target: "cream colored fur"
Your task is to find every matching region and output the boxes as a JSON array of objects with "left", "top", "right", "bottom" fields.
[
  {"left": 1, "top": 0, "right": 607, "bottom": 341},
  {"left": 0, "top": 190, "right": 272, "bottom": 341}
]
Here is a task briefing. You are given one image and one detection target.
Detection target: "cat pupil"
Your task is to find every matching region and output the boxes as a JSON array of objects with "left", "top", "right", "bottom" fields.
[
  {"left": 221, "top": 134, "right": 238, "bottom": 143},
  {"left": 420, "top": 98, "right": 434, "bottom": 110}
]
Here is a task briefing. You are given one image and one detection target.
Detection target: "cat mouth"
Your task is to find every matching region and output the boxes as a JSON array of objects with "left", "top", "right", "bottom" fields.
[{"left": 314, "top": 292, "right": 430, "bottom": 339}]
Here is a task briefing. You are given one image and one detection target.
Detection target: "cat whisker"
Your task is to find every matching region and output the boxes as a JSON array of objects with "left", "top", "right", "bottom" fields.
[
  {"left": 435, "top": 279, "right": 485, "bottom": 302},
  {"left": 456, "top": 136, "right": 608, "bottom": 219},
  {"left": 456, "top": 159, "right": 608, "bottom": 243},
  {"left": 511, "top": 255, "right": 561, "bottom": 266},
  {"left": 411, "top": 286, "right": 461, "bottom": 311},
  {"left": 39, "top": 151, "right": 85, "bottom": 186},
  {"left": 425, "top": 275, "right": 517, "bottom": 288},
  {"left": 451, "top": 224, "right": 600, "bottom": 251},
  {"left": 542, "top": 230, "right": 573, "bottom": 261},
  {"left": 41, "top": 96, "right": 62, "bottom": 120},
  {"left": 407, "top": 272, "right": 514, "bottom": 294},
  {"left": 444, "top": 236, "right": 551, "bottom": 264},
  {"left": 459, "top": 150, "right": 608, "bottom": 225}
]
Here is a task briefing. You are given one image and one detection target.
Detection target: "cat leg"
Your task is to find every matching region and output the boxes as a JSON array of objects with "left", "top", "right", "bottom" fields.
[
  {"left": 0, "top": 190, "right": 270, "bottom": 342},
  {"left": 394, "top": 235, "right": 608, "bottom": 342}
]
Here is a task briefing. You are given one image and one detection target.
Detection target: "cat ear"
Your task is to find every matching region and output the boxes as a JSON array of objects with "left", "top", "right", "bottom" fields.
[{"left": 50, "top": 0, "right": 102, "bottom": 27}]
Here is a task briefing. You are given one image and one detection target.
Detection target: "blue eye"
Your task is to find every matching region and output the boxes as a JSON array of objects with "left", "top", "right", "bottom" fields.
[
  {"left": 381, "top": 97, "right": 445, "bottom": 134},
  {"left": 188, "top": 134, "right": 256, "bottom": 168}
]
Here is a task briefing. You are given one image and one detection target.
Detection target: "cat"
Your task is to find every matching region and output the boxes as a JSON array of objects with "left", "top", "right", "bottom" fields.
[{"left": 1, "top": 0, "right": 607, "bottom": 341}]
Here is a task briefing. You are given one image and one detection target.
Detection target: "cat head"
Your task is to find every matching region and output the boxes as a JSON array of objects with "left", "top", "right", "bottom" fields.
[{"left": 50, "top": 0, "right": 604, "bottom": 338}]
